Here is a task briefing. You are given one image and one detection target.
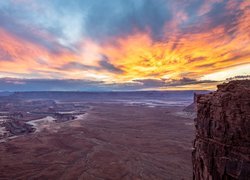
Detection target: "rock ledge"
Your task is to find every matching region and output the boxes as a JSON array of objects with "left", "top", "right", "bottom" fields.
[{"left": 192, "top": 80, "right": 250, "bottom": 179}]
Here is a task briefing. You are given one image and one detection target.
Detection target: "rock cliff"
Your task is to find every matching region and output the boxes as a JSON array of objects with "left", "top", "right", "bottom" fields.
[{"left": 192, "top": 80, "right": 250, "bottom": 179}]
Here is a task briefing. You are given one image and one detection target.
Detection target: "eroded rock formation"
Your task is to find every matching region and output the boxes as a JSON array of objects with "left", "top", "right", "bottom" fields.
[
  {"left": 193, "top": 80, "right": 250, "bottom": 179},
  {"left": 4, "top": 119, "right": 35, "bottom": 135}
]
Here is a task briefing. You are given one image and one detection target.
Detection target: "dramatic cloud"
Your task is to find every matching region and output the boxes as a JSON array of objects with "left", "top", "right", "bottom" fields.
[
  {"left": 132, "top": 78, "right": 218, "bottom": 90},
  {"left": 0, "top": 78, "right": 106, "bottom": 91},
  {"left": 0, "top": 77, "right": 218, "bottom": 91},
  {"left": 98, "top": 56, "right": 124, "bottom": 74},
  {"left": 58, "top": 62, "right": 99, "bottom": 71},
  {"left": 0, "top": 0, "right": 249, "bottom": 90}
]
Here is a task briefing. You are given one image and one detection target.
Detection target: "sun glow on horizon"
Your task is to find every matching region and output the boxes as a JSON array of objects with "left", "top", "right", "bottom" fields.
[{"left": 0, "top": 0, "right": 249, "bottom": 90}]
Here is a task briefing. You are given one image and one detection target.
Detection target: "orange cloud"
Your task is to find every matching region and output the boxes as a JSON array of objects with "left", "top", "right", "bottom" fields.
[
  {"left": 99, "top": 22, "right": 250, "bottom": 82},
  {"left": 0, "top": 1, "right": 249, "bottom": 90},
  {"left": 0, "top": 28, "right": 82, "bottom": 78}
]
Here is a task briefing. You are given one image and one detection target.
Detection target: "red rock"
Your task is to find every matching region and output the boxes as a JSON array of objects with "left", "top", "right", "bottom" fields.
[{"left": 193, "top": 80, "right": 250, "bottom": 179}]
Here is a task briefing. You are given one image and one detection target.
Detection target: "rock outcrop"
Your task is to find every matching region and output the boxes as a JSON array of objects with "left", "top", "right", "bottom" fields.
[
  {"left": 192, "top": 80, "right": 250, "bottom": 179},
  {"left": 4, "top": 119, "right": 35, "bottom": 135},
  {"left": 184, "top": 93, "right": 199, "bottom": 113}
]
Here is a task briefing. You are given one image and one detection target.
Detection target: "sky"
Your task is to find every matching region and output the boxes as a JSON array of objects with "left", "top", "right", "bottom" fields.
[{"left": 0, "top": 0, "right": 249, "bottom": 91}]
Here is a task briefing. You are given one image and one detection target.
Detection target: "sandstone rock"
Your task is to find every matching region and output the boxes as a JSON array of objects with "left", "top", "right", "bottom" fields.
[{"left": 193, "top": 80, "right": 250, "bottom": 179}]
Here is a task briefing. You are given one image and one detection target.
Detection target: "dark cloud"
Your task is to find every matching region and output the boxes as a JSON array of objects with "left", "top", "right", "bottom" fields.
[
  {"left": 185, "top": 0, "right": 204, "bottom": 17},
  {"left": 133, "top": 79, "right": 165, "bottom": 87},
  {"left": 0, "top": 78, "right": 146, "bottom": 91},
  {"left": 166, "top": 77, "right": 217, "bottom": 86},
  {"left": 205, "top": 1, "right": 241, "bottom": 31},
  {"left": 0, "top": 0, "right": 245, "bottom": 46},
  {"left": 226, "top": 75, "right": 250, "bottom": 81},
  {"left": 0, "top": 78, "right": 105, "bottom": 91},
  {"left": 0, "top": 0, "right": 173, "bottom": 45},
  {"left": 81, "top": 0, "right": 172, "bottom": 41},
  {"left": 181, "top": 0, "right": 243, "bottom": 38},
  {"left": 98, "top": 56, "right": 124, "bottom": 74},
  {"left": 57, "top": 62, "right": 100, "bottom": 71},
  {"left": 57, "top": 58, "right": 124, "bottom": 74},
  {"left": 133, "top": 77, "right": 218, "bottom": 89},
  {"left": 0, "top": 77, "right": 218, "bottom": 91}
]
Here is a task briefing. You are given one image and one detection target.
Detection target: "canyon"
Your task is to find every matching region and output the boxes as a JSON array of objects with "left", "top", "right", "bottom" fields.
[
  {"left": 1, "top": 80, "right": 249, "bottom": 179},
  {"left": 0, "top": 91, "right": 195, "bottom": 179}
]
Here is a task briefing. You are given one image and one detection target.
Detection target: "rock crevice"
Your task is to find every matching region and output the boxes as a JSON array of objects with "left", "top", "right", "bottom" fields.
[{"left": 192, "top": 80, "right": 250, "bottom": 179}]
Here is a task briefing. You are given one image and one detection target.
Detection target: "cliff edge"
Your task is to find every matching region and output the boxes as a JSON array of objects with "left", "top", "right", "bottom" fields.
[{"left": 192, "top": 80, "right": 250, "bottom": 179}]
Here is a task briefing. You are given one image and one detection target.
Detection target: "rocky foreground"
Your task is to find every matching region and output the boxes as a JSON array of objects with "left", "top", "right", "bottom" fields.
[{"left": 193, "top": 80, "right": 250, "bottom": 179}]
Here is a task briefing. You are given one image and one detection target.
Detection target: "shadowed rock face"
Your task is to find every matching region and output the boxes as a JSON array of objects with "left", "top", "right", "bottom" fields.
[
  {"left": 4, "top": 120, "right": 35, "bottom": 135},
  {"left": 192, "top": 80, "right": 250, "bottom": 179}
]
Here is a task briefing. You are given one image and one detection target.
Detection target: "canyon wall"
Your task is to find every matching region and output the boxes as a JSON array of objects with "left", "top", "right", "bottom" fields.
[{"left": 192, "top": 80, "right": 250, "bottom": 179}]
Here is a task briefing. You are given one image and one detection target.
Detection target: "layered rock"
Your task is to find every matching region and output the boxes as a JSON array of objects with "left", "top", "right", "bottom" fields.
[
  {"left": 193, "top": 80, "right": 250, "bottom": 179},
  {"left": 4, "top": 119, "right": 35, "bottom": 135}
]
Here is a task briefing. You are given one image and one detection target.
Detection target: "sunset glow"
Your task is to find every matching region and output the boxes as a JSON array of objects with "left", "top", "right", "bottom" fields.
[{"left": 0, "top": 0, "right": 249, "bottom": 91}]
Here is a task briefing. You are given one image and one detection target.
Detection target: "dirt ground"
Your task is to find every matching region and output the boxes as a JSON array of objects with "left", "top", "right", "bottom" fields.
[{"left": 0, "top": 103, "right": 194, "bottom": 180}]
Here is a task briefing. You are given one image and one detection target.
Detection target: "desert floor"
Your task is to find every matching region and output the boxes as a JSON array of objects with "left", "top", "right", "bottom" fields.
[{"left": 0, "top": 103, "right": 194, "bottom": 180}]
